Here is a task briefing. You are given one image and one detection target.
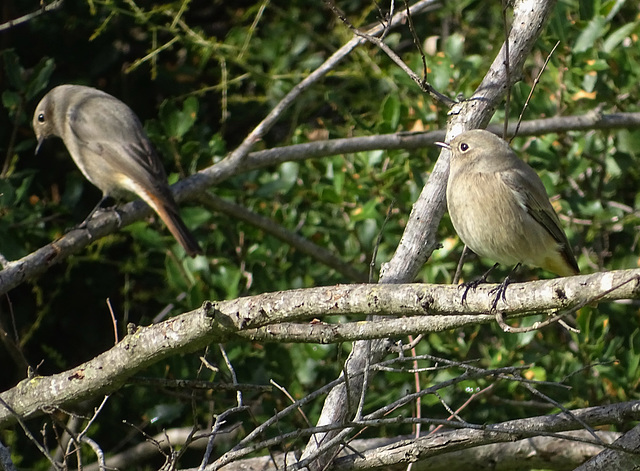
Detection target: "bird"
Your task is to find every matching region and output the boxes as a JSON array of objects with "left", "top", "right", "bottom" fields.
[
  {"left": 436, "top": 129, "right": 579, "bottom": 306},
  {"left": 33, "top": 84, "right": 202, "bottom": 257}
]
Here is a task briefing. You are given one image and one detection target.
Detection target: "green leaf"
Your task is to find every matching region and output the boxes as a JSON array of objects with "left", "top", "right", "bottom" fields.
[
  {"left": 584, "top": 59, "right": 609, "bottom": 71},
  {"left": 602, "top": 21, "right": 639, "bottom": 53},
  {"left": 356, "top": 218, "right": 378, "bottom": 247},
  {"left": 159, "top": 96, "right": 199, "bottom": 140},
  {"left": 616, "top": 129, "right": 640, "bottom": 157},
  {"left": 524, "top": 366, "right": 547, "bottom": 382},
  {"left": 256, "top": 162, "right": 299, "bottom": 196},
  {"left": 2, "top": 49, "right": 23, "bottom": 90},
  {"left": 380, "top": 95, "right": 401, "bottom": 131},
  {"left": 444, "top": 33, "right": 465, "bottom": 64},
  {"left": 582, "top": 71, "right": 598, "bottom": 93},
  {"left": 1, "top": 90, "right": 21, "bottom": 115},
  {"left": 604, "top": 154, "right": 622, "bottom": 178},
  {"left": 14, "top": 172, "right": 34, "bottom": 203},
  {"left": 627, "top": 329, "right": 640, "bottom": 378},
  {"left": 25, "top": 57, "right": 55, "bottom": 100},
  {"left": 0, "top": 180, "right": 17, "bottom": 207},
  {"left": 574, "top": 16, "right": 608, "bottom": 53},
  {"left": 351, "top": 199, "right": 378, "bottom": 222},
  {"left": 330, "top": 163, "right": 345, "bottom": 195}
]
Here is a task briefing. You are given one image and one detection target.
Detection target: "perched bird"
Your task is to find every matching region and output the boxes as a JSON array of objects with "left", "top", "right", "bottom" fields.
[
  {"left": 33, "top": 84, "right": 202, "bottom": 257},
  {"left": 437, "top": 129, "right": 579, "bottom": 304}
]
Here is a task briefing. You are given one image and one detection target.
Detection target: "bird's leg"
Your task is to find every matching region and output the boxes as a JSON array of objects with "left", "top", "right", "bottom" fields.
[
  {"left": 488, "top": 263, "right": 521, "bottom": 312},
  {"left": 77, "top": 196, "right": 121, "bottom": 229},
  {"left": 460, "top": 263, "right": 499, "bottom": 304}
]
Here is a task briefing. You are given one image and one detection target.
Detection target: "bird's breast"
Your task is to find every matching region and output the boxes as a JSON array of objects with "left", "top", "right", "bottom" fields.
[{"left": 446, "top": 171, "right": 559, "bottom": 268}]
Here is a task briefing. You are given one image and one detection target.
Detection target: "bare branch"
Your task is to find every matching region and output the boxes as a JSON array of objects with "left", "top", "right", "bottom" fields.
[
  {"left": 0, "top": 0, "right": 64, "bottom": 32},
  {"left": 196, "top": 192, "right": 367, "bottom": 282},
  {"left": 511, "top": 40, "right": 561, "bottom": 143},
  {"left": 326, "top": 0, "right": 455, "bottom": 106},
  {"left": 172, "top": 430, "right": 620, "bottom": 471},
  {"left": 576, "top": 424, "right": 640, "bottom": 471},
  {"left": 2, "top": 269, "right": 637, "bottom": 429}
]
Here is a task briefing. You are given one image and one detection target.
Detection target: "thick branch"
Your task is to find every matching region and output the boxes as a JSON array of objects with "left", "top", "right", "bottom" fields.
[
  {"left": 2, "top": 269, "right": 637, "bottom": 429},
  {"left": 575, "top": 423, "right": 640, "bottom": 471},
  {"left": 179, "top": 430, "right": 620, "bottom": 471},
  {"left": 331, "top": 403, "right": 640, "bottom": 470}
]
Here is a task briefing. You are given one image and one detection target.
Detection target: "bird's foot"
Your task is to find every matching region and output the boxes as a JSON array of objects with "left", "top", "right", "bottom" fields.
[
  {"left": 458, "top": 263, "right": 500, "bottom": 305},
  {"left": 488, "top": 278, "right": 510, "bottom": 312},
  {"left": 487, "top": 263, "right": 521, "bottom": 312}
]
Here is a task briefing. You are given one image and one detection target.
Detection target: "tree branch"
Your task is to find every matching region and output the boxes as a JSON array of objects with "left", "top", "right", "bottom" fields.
[
  {"left": 575, "top": 423, "right": 640, "bottom": 471},
  {"left": 331, "top": 404, "right": 640, "bottom": 470},
  {"left": 0, "top": 0, "right": 64, "bottom": 32},
  {"left": 2, "top": 269, "right": 637, "bottom": 429},
  {"left": 196, "top": 192, "right": 368, "bottom": 282},
  {"left": 169, "top": 429, "right": 621, "bottom": 471}
]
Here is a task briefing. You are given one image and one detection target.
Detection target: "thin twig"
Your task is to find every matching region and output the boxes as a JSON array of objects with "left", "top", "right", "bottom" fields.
[
  {"left": 0, "top": 0, "right": 64, "bottom": 32},
  {"left": 521, "top": 381, "right": 604, "bottom": 446},
  {"left": 512, "top": 40, "right": 560, "bottom": 143},
  {"left": 219, "top": 345, "right": 242, "bottom": 407},
  {"left": 453, "top": 245, "right": 469, "bottom": 284},
  {"left": 271, "top": 379, "right": 313, "bottom": 427},
  {"left": 325, "top": 0, "right": 455, "bottom": 107},
  {"left": 106, "top": 298, "right": 119, "bottom": 344},
  {"left": 403, "top": 0, "right": 429, "bottom": 84},
  {"left": 0, "top": 397, "right": 58, "bottom": 468},
  {"left": 370, "top": 201, "right": 395, "bottom": 283},
  {"left": 430, "top": 383, "right": 496, "bottom": 434},
  {"left": 409, "top": 335, "right": 422, "bottom": 439},
  {"left": 198, "top": 406, "right": 249, "bottom": 471}
]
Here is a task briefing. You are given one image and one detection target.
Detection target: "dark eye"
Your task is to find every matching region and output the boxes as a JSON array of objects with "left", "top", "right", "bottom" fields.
[
  {"left": 38, "top": 113, "right": 45, "bottom": 123},
  {"left": 459, "top": 142, "right": 469, "bottom": 152}
]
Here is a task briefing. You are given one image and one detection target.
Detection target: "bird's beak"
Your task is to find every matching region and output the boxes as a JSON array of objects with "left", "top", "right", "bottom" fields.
[
  {"left": 435, "top": 141, "right": 451, "bottom": 150},
  {"left": 35, "top": 136, "right": 44, "bottom": 155}
]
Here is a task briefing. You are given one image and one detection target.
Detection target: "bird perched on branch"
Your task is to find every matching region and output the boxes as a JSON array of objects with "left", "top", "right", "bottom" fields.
[
  {"left": 436, "top": 129, "right": 579, "bottom": 307},
  {"left": 33, "top": 84, "right": 202, "bottom": 257}
]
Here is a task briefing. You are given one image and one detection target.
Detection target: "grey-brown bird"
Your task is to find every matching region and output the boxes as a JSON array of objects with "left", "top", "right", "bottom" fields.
[
  {"left": 33, "top": 84, "right": 202, "bottom": 257},
  {"left": 437, "top": 129, "right": 578, "bottom": 300}
]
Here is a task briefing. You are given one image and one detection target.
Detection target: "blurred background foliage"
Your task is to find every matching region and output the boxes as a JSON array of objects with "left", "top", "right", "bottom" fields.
[{"left": 0, "top": 0, "right": 639, "bottom": 467}]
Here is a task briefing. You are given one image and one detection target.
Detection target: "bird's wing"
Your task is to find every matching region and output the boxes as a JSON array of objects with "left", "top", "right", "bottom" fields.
[
  {"left": 67, "top": 95, "right": 167, "bottom": 182},
  {"left": 500, "top": 167, "right": 579, "bottom": 272},
  {"left": 499, "top": 167, "right": 566, "bottom": 244}
]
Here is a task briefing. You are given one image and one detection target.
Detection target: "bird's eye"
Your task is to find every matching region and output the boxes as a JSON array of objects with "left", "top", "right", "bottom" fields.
[
  {"left": 37, "top": 113, "right": 45, "bottom": 123},
  {"left": 459, "top": 142, "right": 469, "bottom": 152}
]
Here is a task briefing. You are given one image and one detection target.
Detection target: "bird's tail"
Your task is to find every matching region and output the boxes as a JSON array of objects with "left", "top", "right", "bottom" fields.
[{"left": 143, "top": 190, "right": 203, "bottom": 257}]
